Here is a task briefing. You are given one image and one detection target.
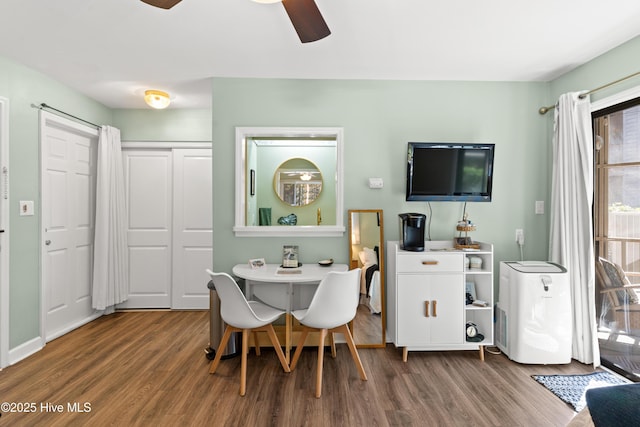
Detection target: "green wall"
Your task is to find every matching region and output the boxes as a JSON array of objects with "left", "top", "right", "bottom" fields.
[
  {"left": 112, "top": 109, "right": 212, "bottom": 141},
  {"left": 212, "top": 78, "right": 550, "bottom": 275},
  {"left": 549, "top": 36, "right": 640, "bottom": 106}
]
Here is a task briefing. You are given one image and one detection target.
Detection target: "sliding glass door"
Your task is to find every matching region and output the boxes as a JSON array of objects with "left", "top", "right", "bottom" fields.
[{"left": 593, "top": 97, "right": 640, "bottom": 381}]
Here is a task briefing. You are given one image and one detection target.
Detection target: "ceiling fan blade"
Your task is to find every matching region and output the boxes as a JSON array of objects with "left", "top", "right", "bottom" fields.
[
  {"left": 282, "top": 0, "right": 331, "bottom": 43},
  {"left": 140, "top": 0, "right": 183, "bottom": 9}
]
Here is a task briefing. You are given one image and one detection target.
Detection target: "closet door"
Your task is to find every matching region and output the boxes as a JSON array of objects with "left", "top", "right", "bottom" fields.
[
  {"left": 171, "top": 149, "right": 212, "bottom": 309},
  {"left": 120, "top": 149, "right": 173, "bottom": 308},
  {"left": 119, "top": 146, "right": 212, "bottom": 309}
]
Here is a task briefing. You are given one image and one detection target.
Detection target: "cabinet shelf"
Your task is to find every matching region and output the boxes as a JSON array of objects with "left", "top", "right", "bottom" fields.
[
  {"left": 465, "top": 305, "right": 492, "bottom": 311},
  {"left": 466, "top": 268, "right": 491, "bottom": 274}
]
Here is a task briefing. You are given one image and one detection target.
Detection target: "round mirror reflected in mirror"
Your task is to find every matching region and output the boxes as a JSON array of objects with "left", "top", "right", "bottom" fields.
[{"left": 274, "top": 158, "right": 323, "bottom": 207}]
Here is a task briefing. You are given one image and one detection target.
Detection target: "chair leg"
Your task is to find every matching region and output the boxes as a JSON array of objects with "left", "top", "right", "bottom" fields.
[
  {"left": 290, "top": 328, "right": 310, "bottom": 371},
  {"left": 263, "top": 324, "right": 291, "bottom": 373},
  {"left": 330, "top": 332, "right": 336, "bottom": 358},
  {"left": 209, "top": 326, "right": 234, "bottom": 374},
  {"left": 315, "top": 328, "right": 328, "bottom": 398},
  {"left": 240, "top": 329, "right": 249, "bottom": 396},
  {"left": 337, "top": 324, "right": 368, "bottom": 381},
  {"left": 253, "top": 331, "right": 261, "bottom": 356}
]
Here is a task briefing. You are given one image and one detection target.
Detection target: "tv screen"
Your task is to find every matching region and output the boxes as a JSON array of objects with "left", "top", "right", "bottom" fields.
[{"left": 406, "top": 142, "right": 495, "bottom": 202}]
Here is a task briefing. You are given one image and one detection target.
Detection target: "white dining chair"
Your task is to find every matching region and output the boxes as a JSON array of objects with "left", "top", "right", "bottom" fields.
[
  {"left": 206, "top": 270, "right": 290, "bottom": 396},
  {"left": 289, "top": 269, "right": 368, "bottom": 397}
]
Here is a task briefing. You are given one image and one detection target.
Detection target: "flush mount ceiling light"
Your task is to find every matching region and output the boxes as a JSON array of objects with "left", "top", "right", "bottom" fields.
[{"left": 144, "top": 90, "right": 170, "bottom": 109}]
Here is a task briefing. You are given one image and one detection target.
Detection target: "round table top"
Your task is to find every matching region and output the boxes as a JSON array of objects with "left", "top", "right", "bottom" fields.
[{"left": 232, "top": 263, "right": 348, "bottom": 283}]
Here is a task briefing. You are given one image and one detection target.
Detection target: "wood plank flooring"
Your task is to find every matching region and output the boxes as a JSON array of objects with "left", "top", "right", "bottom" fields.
[{"left": 0, "top": 311, "right": 598, "bottom": 426}]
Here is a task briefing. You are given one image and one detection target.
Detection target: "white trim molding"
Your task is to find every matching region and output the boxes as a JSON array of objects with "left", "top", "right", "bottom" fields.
[
  {"left": 0, "top": 96, "right": 9, "bottom": 368},
  {"left": 233, "top": 127, "right": 345, "bottom": 237},
  {"left": 122, "top": 141, "right": 212, "bottom": 149},
  {"left": 591, "top": 85, "right": 640, "bottom": 112}
]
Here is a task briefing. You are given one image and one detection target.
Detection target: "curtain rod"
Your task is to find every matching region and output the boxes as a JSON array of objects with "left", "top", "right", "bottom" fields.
[
  {"left": 31, "top": 102, "right": 101, "bottom": 129},
  {"left": 538, "top": 70, "right": 640, "bottom": 115}
]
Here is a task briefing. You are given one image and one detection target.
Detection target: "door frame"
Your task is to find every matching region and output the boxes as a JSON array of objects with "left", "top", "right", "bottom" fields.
[{"left": 0, "top": 96, "right": 9, "bottom": 368}]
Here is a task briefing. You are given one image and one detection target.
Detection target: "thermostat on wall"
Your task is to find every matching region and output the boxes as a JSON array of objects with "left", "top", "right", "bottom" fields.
[{"left": 369, "top": 178, "right": 383, "bottom": 189}]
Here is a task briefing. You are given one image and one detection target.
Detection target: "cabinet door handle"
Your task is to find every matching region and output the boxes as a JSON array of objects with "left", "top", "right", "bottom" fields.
[
  {"left": 424, "top": 301, "right": 429, "bottom": 317},
  {"left": 422, "top": 260, "right": 439, "bottom": 265},
  {"left": 432, "top": 300, "right": 437, "bottom": 317}
]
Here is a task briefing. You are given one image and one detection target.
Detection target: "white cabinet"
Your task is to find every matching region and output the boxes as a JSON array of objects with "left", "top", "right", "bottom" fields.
[
  {"left": 387, "top": 241, "right": 493, "bottom": 361},
  {"left": 396, "top": 273, "right": 463, "bottom": 346}
]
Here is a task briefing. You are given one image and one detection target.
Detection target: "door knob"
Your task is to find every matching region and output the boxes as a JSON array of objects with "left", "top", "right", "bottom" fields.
[{"left": 45, "top": 240, "right": 51, "bottom": 245}]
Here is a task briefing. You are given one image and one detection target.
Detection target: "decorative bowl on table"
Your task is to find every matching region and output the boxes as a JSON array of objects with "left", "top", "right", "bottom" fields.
[{"left": 318, "top": 259, "right": 334, "bottom": 266}]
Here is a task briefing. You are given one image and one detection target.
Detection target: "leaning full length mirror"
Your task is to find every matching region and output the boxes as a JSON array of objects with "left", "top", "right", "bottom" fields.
[
  {"left": 349, "top": 209, "right": 386, "bottom": 348},
  {"left": 234, "top": 127, "right": 344, "bottom": 237}
]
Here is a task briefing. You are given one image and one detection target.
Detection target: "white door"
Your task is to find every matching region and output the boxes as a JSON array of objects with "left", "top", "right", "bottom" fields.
[
  {"left": 119, "top": 149, "right": 173, "bottom": 308},
  {"left": 119, "top": 146, "right": 212, "bottom": 309},
  {"left": 171, "top": 149, "right": 212, "bottom": 309},
  {"left": 41, "top": 112, "right": 99, "bottom": 341}
]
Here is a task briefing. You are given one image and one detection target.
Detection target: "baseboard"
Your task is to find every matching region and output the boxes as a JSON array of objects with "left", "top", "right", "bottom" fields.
[
  {"left": 46, "top": 312, "right": 103, "bottom": 342},
  {"left": 8, "top": 336, "right": 44, "bottom": 366},
  {"left": 7, "top": 312, "right": 103, "bottom": 366}
]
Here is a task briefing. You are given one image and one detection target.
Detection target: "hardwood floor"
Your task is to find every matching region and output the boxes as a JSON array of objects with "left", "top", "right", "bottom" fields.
[
  {"left": 0, "top": 311, "right": 598, "bottom": 426},
  {"left": 353, "top": 302, "right": 383, "bottom": 345}
]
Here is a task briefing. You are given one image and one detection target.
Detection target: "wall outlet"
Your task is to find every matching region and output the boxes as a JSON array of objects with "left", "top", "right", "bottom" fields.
[{"left": 515, "top": 229, "right": 524, "bottom": 245}]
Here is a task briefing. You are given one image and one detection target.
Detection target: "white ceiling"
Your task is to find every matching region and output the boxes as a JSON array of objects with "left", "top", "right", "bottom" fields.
[{"left": 1, "top": 0, "right": 639, "bottom": 109}]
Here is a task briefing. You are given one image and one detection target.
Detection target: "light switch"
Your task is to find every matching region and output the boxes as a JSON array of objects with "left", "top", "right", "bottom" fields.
[
  {"left": 535, "top": 200, "right": 544, "bottom": 215},
  {"left": 20, "top": 200, "right": 34, "bottom": 216}
]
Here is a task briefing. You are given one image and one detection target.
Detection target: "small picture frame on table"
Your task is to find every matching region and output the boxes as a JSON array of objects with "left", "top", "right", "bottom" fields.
[
  {"left": 282, "top": 245, "right": 299, "bottom": 268},
  {"left": 249, "top": 258, "right": 266, "bottom": 269}
]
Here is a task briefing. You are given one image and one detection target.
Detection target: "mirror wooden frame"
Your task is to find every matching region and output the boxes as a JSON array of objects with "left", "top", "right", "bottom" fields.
[{"left": 348, "top": 209, "right": 386, "bottom": 348}]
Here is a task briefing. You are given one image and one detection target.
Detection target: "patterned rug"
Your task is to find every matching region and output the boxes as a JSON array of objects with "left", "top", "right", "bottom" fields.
[{"left": 532, "top": 372, "right": 628, "bottom": 412}]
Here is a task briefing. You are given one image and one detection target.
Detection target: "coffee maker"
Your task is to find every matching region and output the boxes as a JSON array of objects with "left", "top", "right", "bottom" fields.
[{"left": 399, "top": 213, "right": 426, "bottom": 251}]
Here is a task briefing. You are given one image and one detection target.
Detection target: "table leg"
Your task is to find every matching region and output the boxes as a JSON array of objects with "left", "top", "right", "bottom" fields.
[
  {"left": 285, "top": 312, "right": 292, "bottom": 363},
  {"left": 286, "top": 281, "right": 293, "bottom": 364}
]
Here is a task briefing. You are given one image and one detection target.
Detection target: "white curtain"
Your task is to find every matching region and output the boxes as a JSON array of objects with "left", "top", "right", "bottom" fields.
[
  {"left": 92, "top": 126, "right": 128, "bottom": 310},
  {"left": 549, "top": 92, "right": 600, "bottom": 367}
]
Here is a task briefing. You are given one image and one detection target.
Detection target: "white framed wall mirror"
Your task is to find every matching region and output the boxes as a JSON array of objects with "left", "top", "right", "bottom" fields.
[
  {"left": 349, "top": 209, "right": 386, "bottom": 348},
  {"left": 234, "top": 127, "right": 345, "bottom": 237}
]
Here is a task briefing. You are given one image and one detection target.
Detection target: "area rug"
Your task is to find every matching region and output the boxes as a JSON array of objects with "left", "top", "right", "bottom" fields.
[{"left": 532, "top": 372, "right": 628, "bottom": 412}]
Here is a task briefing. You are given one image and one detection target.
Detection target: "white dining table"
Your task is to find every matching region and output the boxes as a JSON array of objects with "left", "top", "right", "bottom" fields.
[{"left": 232, "top": 263, "right": 348, "bottom": 361}]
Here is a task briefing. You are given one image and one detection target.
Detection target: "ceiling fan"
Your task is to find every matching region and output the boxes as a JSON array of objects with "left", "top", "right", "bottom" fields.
[{"left": 140, "top": 0, "right": 331, "bottom": 43}]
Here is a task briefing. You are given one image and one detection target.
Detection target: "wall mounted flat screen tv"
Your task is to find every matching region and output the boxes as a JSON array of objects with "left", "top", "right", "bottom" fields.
[{"left": 406, "top": 142, "right": 495, "bottom": 202}]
